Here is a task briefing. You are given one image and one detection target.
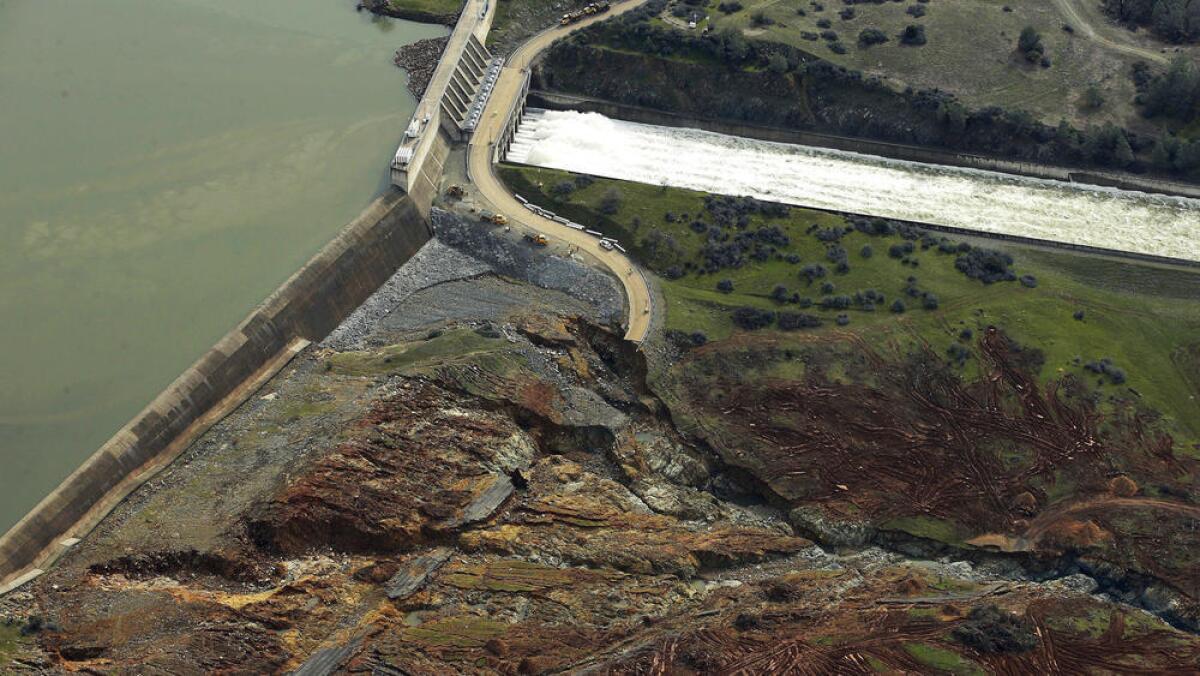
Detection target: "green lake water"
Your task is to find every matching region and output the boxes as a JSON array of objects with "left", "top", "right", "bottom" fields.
[{"left": 0, "top": 0, "right": 444, "bottom": 533}]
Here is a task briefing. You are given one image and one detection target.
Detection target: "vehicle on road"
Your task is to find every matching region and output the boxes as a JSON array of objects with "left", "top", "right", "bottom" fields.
[
  {"left": 560, "top": 2, "right": 610, "bottom": 25},
  {"left": 523, "top": 233, "right": 548, "bottom": 246}
]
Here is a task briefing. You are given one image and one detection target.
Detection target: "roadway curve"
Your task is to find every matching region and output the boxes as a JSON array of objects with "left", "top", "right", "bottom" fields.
[
  {"left": 1051, "top": 0, "right": 1168, "bottom": 65},
  {"left": 468, "top": 1, "right": 654, "bottom": 344}
]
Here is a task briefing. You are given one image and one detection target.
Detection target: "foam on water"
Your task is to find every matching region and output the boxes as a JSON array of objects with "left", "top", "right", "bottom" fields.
[{"left": 507, "top": 109, "right": 1200, "bottom": 262}]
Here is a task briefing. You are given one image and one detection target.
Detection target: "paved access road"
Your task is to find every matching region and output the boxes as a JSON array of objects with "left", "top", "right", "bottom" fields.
[{"left": 467, "top": 0, "right": 654, "bottom": 344}]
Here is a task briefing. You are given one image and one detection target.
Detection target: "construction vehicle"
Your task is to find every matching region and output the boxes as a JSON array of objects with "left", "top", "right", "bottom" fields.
[
  {"left": 560, "top": 1, "right": 609, "bottom": 25},
  {"left": 523, "top": 233, "right": 548, "bottom": 246},
  {"left": 446, "top": 185, "right": 465, "bottom": 199},
  {"left": 479, "top": 211, "right": 508, "bottom": 226}
]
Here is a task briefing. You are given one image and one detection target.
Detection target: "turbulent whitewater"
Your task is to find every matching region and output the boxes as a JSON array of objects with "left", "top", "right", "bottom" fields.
[{"left": 506, "top": 109, "right": 1200, "bottom": 262}]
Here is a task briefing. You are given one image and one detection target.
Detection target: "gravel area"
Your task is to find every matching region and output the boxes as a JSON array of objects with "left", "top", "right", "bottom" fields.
[
  {"left": 322, "top": 239, "right": 492, "bottom": 351},
  {"left": 325, "top": 213, "right": 625, "bottom": 350},
  {"left": 371, "top": 276, "right": 598, "bottom": 337},
  {"left": 432, "top": 208, "right": 624, "bottom": 326}
]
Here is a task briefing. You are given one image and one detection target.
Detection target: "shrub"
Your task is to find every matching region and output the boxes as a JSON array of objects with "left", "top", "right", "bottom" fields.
[
  {"left": 666, "top": 329, "right": 709, "bottom": 350},
  {"left": 750, "top": 10, "right": 774, "bottom": 26},
  {"left": 835, "top": 313, "right": 850, "bottom": 326},
  {"left": 718, "top": 0, "right": 743, "bottom": 13},
  {"left": 771, "top": 284, "right": 790, "bottom": 302},
  {"left": 891, "top": 299, "right": 907, "bottom": 313},
  {"left": 899, "top": 24, "right": 926, "bottom": 45},
  {"left": 1018, "top": 26, "right": 1044, "bottom": 62},
  {"left": 551, "top": 180, "right": 575, "bottom": 196},
  {"left": 839, "top": 7, "right": 855, "bottom": 20},
  {"left": 800, "top": 264, "right": 828, "bottom": 283},
  {"left": 947, "top": 343, "right": 972, "bottom": 365},
  {"left": 859, "top": 28, "right": 889, "bottom": 46},
  {"left": 906, "top": 4, "right": 926, "bottom": 17},
  {"left": 1073, "top": 309, "right": 1086, "bottom": 321},
  {"left": 731, "top": 307, "right": 775, "bottom": 330},
  {"left": 716, "top": 279, "right": 735, "bottom": 293},
  {"left": 599, "top": 188, "right": 622, "bottom": 215},
  {"left": 1084, "top": 357, "right": 1127, "bottom": 385},
  {"left": 860, "top": 244, "right": 873, "bottom": 258},
  {"left": 952, "top": 605, "right": 1038, "bottom": 654},
  {"left": 820, "top": 295, "right": 852, "bottom": 310},
  {"left": 1019, "top": 274, "right": 1038, "bottom": 288},
  {"left": 922, "top": 293, "right": 939, "bottom": 310},
  {"left": 955, "top": 248, "right": 1016, "bottom": 284},
  {"left": 778, "top": 312, "right": 822, "bottom": 330}
]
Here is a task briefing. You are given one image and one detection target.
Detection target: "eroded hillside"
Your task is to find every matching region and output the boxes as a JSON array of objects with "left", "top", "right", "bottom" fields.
[{"left": 3, "top": 217, "right": 1199, "bottom": 673}]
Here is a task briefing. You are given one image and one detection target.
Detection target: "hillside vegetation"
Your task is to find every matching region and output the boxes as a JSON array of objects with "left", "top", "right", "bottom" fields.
[{"left": 537, "top": 0, "right": 1200, "bottom": 177}]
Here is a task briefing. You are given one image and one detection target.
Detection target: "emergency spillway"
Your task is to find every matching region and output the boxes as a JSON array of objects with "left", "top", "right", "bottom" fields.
[{"left": 505, "top": 109, "right": 1200, "bottom": 262}]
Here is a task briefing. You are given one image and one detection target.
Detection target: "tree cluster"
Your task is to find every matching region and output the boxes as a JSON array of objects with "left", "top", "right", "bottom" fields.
[
  {"left": 1084, "top": 357, "right": 1128, "bottom": 384},
  {"left": 1102, "top": 0, "right": 1200, "bottom": 43},
  {"left": 954, "top": 248, "right": 1017, "bottom": 284}
]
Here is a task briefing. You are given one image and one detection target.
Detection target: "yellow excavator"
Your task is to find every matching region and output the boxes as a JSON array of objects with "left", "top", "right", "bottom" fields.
[{"left": 479, "top": 211, "right": 508, "bottom": 226}]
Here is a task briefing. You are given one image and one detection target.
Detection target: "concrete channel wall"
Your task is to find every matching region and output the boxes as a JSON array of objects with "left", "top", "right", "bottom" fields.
[
  {"left": 392, "top": 0, "right": 495, "bottom": 193},
  {"left": 0, "top": 189, "right": 433, "bottom": 591},
  {"left": 528, "top": 91, "right": 1200, "bottom": 201}
]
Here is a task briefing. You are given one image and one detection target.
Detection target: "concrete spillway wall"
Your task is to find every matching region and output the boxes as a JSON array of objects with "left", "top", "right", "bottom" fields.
[
  {"left": 0, "top": 189, "right": 433, "bottom": 590},
  {"left": 527, "top": 91, "right": 1200, "bottom": 201}
]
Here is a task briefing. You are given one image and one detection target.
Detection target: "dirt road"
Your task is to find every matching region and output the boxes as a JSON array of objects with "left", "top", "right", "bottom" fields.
[
  {"left": 468, "top": 1, "right": 654, "bottom": 344},
  {"left": 1052, "top": 0, "right": 1168, "bottom": 65}
]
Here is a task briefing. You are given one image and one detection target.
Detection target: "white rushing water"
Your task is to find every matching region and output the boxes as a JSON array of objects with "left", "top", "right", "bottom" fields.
[{"left": 506, "top": 109, "right": 1200, "bottom": 262}]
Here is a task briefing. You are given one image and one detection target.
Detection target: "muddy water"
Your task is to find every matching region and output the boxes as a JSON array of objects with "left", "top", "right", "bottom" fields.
[
  {"left": 507, "top": 109, "right": 1200, "bottom": 262},
  {"left": 0, "top": 0, "right": 445, "bottom": 532}
]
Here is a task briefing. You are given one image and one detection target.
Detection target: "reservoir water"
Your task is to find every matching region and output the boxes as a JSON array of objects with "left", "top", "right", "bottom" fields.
[
  {"left": 507, "top": 109, "right": 1200, "bottom": 262},
  {"left": 0, "top": 0, "right": 445, "bottom": 533}
]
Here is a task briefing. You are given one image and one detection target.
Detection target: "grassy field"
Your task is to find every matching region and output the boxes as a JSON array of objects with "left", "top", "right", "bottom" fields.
[
  {"left": 500, "top": 163, "right": 1200, "bottom": 449},
  {"left": 694, "top": 0, "right": 1168, "bottom": 130},
  {"left": 0, "top": 623, "right": 24, "bottom": 670},
  {"left": 385, "top": 0, "right": 462, "bottom": 19}
]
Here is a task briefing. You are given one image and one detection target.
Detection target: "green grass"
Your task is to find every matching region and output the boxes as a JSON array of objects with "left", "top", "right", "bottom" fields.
[
  {"left": 0, "top": 623, "right": 24, "bottom": 668},
  {"left": 700, "top": 0, "right": 1152, "bottom": 128},
  {"left": 882, "top": 516, "right": 966, "bottom": 546},
  {"left": 329, "top": 329, "right": 504, "bottom": 377},
  {"left": 385, "top": 0, "right": 461, "bottom": 19},
  {"left": 903, "top": 642, "right": 985, "bottom": 675},
  {"left": 1045, "top": 605, "right": 1114, "bottom": 638},
  {"left": 500, "top": 164, "right": 1200, "bottom": 449}
]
